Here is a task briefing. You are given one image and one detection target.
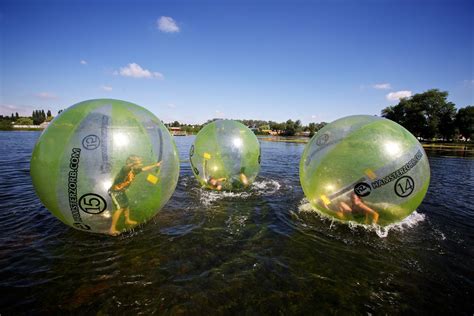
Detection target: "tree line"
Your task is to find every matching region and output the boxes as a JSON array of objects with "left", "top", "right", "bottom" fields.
[
  {"left": 381, "top": 89, "right": 473, "bottom": 141},
  {"left": 1, "top": 90, "right": 472, "bottom": 141},
  {"left": 0, "top": 109, "right": 54, "bottom": 130},
  {"left": 166, "top": 119, "right": 328, "bottom": 137}
]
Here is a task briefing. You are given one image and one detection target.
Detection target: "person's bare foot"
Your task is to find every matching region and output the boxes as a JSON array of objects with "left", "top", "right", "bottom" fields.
[
  {"left": 109, "top": 229, "right": 120, "bottom": 236},
  {"left": 335, "top": 211, "right": 345, "bottom": 219},
  {"left": 125, "top": 219, "right": 138, "bottom": 225},
  {"left": 372, "top": 213, "right": 379, "bottom": 225}
]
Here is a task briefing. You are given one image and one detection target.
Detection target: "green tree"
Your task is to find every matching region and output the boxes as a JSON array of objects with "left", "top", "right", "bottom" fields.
[
  {"left": 308, "top": 123, "right": 316, "bottom": 137},
  {"left": 32, "top": 110, "right": 46, "bottom": 125},
  {"left": 437, "top": 101, "right": 457, "bottom": 140},
  {"left": 269, "top": 121, "right": 285, "bottom": 132},
  {"left": 456, "top": 106, "right": 474, "bottom": 140},
  {"left": 32, "top": 110, "right": 38, "bottom": 125},
  {"left": 259, "top": 124, "right": 270, "bottom": 131},
  {"left": 381, "top": 103, "right": 405, "bottom": 123},
  {"left": 307, "top": 122, "right": 327, "bottom": 137},
  {"left": 284, "top": 119, "right": 296, "bottom": 136},
  {"left": 15, "top": 117, "right": 34, "bottom": 125},
  {"left": 315, "top": 122, "right": 327, "bottom": 131},
  {"left": 381, "top": 89, "right": 456, "bottom": 140},
  {"left": 0, "top": 119, "right": 13, "bottom": 130},
  {"left": 294, "top": 120, "right": 302, "bottom": 133}
]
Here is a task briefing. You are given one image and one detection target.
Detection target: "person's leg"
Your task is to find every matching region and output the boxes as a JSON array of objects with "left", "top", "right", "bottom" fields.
[
  {"left": 339, "top": 201, "right": 352, "bottom": 213},
  {"left": 109, "top": 208, "right": 123, "bottom": 235},
  {"left": 240, "top": 173, "right": 249, "bottom": 186},
  {"left": 355, "top": 202, "right": 379, "bottom": 224},
  {"left": 124, "top": 208, "right": 137, "bottom": 225},
  {"left": 336, "top": 201, "right": 351, "bottom": 219}
]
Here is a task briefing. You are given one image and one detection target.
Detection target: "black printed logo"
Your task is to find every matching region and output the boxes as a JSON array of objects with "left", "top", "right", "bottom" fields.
[
  {"left": 316, "top": 133, "right": 329, "bottom": 146},
  {"left": 79, "top": 193, "right": 107, "bottom": 214},
  {"left": 354, "top": 182, "right": 371, "bottom": 197},
  {"left": 394, "top": 176, "right": 415, "bottom": 198},
  {"left": 193, "top": 166, "right": 199, "bottom": 175},
  {"left": 189, "top": 145, "right": 195, "bottom": 157},
  {"left": 82, "top": 135, "right": 100, "bottom": 150},
  {"left": 73, "top": 222, "right": 91, "bottom": 230}
]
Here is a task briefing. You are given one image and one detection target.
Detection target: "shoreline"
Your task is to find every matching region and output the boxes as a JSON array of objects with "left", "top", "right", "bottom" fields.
[
  {"left": 257, "top": 136, "right": 474, "bottom": 149},
  {"left": 2, "top": 130, "right": 472, "bottom": 151}
]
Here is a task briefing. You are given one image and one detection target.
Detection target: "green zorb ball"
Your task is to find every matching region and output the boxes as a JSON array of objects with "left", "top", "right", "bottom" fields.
[
  {"left": 30, "top": 99, "right": 180, "bottom": 235},
  {"left": 300, "top": 115, "right": 430, "bottom": 226},
  {"left": 190, "top": 120, "right": 261, "bottom": 191}
]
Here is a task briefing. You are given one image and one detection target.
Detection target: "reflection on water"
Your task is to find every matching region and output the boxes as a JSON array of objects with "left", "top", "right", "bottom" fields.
[{"left": 0, "top": 132, "right": 472, "bottom": 314}]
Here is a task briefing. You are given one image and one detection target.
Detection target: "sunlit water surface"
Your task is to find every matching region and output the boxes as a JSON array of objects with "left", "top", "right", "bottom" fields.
[{"left": 0, "top": 132, "right": 472, "bottom": 314}]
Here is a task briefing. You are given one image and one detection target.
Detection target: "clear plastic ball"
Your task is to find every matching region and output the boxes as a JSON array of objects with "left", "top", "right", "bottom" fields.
[
  {"left": 300, "top": 115, "right": 430, "bottom": 226},
  {"left": 30, "top": 99, "right": 180, "bottom": 235},
  {"left": 189, "top": 120, "right": 261, "bottom": 191}
]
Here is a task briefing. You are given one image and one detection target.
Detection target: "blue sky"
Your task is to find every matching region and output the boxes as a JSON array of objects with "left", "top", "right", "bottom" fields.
[{"left": 1, "top": 0, "right": 472, "bottom": 124}]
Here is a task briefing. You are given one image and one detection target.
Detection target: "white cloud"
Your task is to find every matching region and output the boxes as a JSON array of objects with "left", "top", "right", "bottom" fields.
[
  {"left": 80, "top": 60, "right": 87, "bottom": 65},
  {"left": 116, "top": 63, "right": 164, "bottom": 79},
  {"left": 157, "top": 16, "right": 180, "bottom": 33},
  {"left": 35, "top": 92, "right": 58, "bottom": 100},
  {"left": 463, "top": 79, "right": 474, "bottom": 86},
  {"left": 167, "top": 103, "right": 176, "bottom": 108},
  {"left": 101, "top": 85, "right": 113, "bottom": 91},
  {"left": 386, "top": 90, "right": 412, "bottom": 101},
  {"left": 0, "top": 104, "right": 36, "bottom": 116},
  {"left": 373, "top": 83, "right": 391, "bottom": 90},
  {"left": 215, "top": 110, "right": 225, "bottom": 118}
]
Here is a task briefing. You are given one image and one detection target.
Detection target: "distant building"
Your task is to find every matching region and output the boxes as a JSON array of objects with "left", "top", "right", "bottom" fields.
[
  {"left": 39, "top": 121, "right": 50, "bottom": 129},
  {"left": 297, "top": 131, "right": 311, "bottom": 137},
  {"left": 13, "top": 121, "right": 50, "bottom": 129},
  {"left": 168, "top": 126, "right": 187, "bottom": 136},
  {"left": 260, "top": 129, "right": 281, "bottom": 136},
  {"left": 13, "top": 124, "right": 42, "bottom": 129}
]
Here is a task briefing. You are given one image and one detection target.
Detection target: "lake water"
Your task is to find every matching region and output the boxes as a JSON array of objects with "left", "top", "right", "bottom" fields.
[{"left": 0, "top": 131, "right": 472, "bottom": 314}]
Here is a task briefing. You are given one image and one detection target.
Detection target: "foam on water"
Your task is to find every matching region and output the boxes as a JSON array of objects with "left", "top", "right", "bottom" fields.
[
  {"left": 297, "top": 199, "right": 426, "bottom": 238},
  {"left": 197, "top": 179, "right": 282, "bottom": 206},
  {"left": 251, "top": 179, "right": 281, "bottom": 194},
  {"left": 198, "top": 189, "right": 252, "bottom": 206}
]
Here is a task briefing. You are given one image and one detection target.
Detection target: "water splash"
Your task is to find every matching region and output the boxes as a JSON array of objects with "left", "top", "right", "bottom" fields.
[
  {"left": 251, "top": 179, "right": 281, "bottom": 194},
  {"left": 197, "top": 179, "right": 282, "bottom": 206},
  {"left": 297, "top": 199, "right": 426, "bottom": 238},
  {"left": 198, "top": 189, "right": 252, "bottom": 206},
  {"left": 372, "top": 212, "right": 426, "bottom": 238}
]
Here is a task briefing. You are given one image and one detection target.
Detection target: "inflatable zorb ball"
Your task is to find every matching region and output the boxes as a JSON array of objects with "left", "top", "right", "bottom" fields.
[
  {"left": 300, "top": 115, "right": 430, "bottom": 226},
  {"left": 190, "top": 120, "right": 260, "bottom": 191},
  {"left": 31, "top": 99, "right": 180, "bottom": 235}
]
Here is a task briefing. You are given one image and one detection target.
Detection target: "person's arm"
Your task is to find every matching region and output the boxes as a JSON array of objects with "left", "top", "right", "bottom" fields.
[
  {"left": 338, "top": 201, "right": 352, "bottom": 213},
  {"left": 113, "top": 171, "right": 134, "bottom": 190},
  {"left": 141, "top": 161, "right": 162, "bottom": 172}
]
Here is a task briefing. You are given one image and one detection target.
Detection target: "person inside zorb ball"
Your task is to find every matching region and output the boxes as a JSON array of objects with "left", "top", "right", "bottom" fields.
[
  {"left": 299, "top": 115, "right": 430, "bottom": 226},
  {"left": 30, "top": 99, "right": 180, "bottom": 235},
  {"left": 189, "top": 119, "right": 261, "bottom": 191}
]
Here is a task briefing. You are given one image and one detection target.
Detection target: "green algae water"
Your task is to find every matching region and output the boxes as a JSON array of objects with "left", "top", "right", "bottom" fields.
[{"left": 0, "top": 132, "right": 472, "bottom": 314}]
